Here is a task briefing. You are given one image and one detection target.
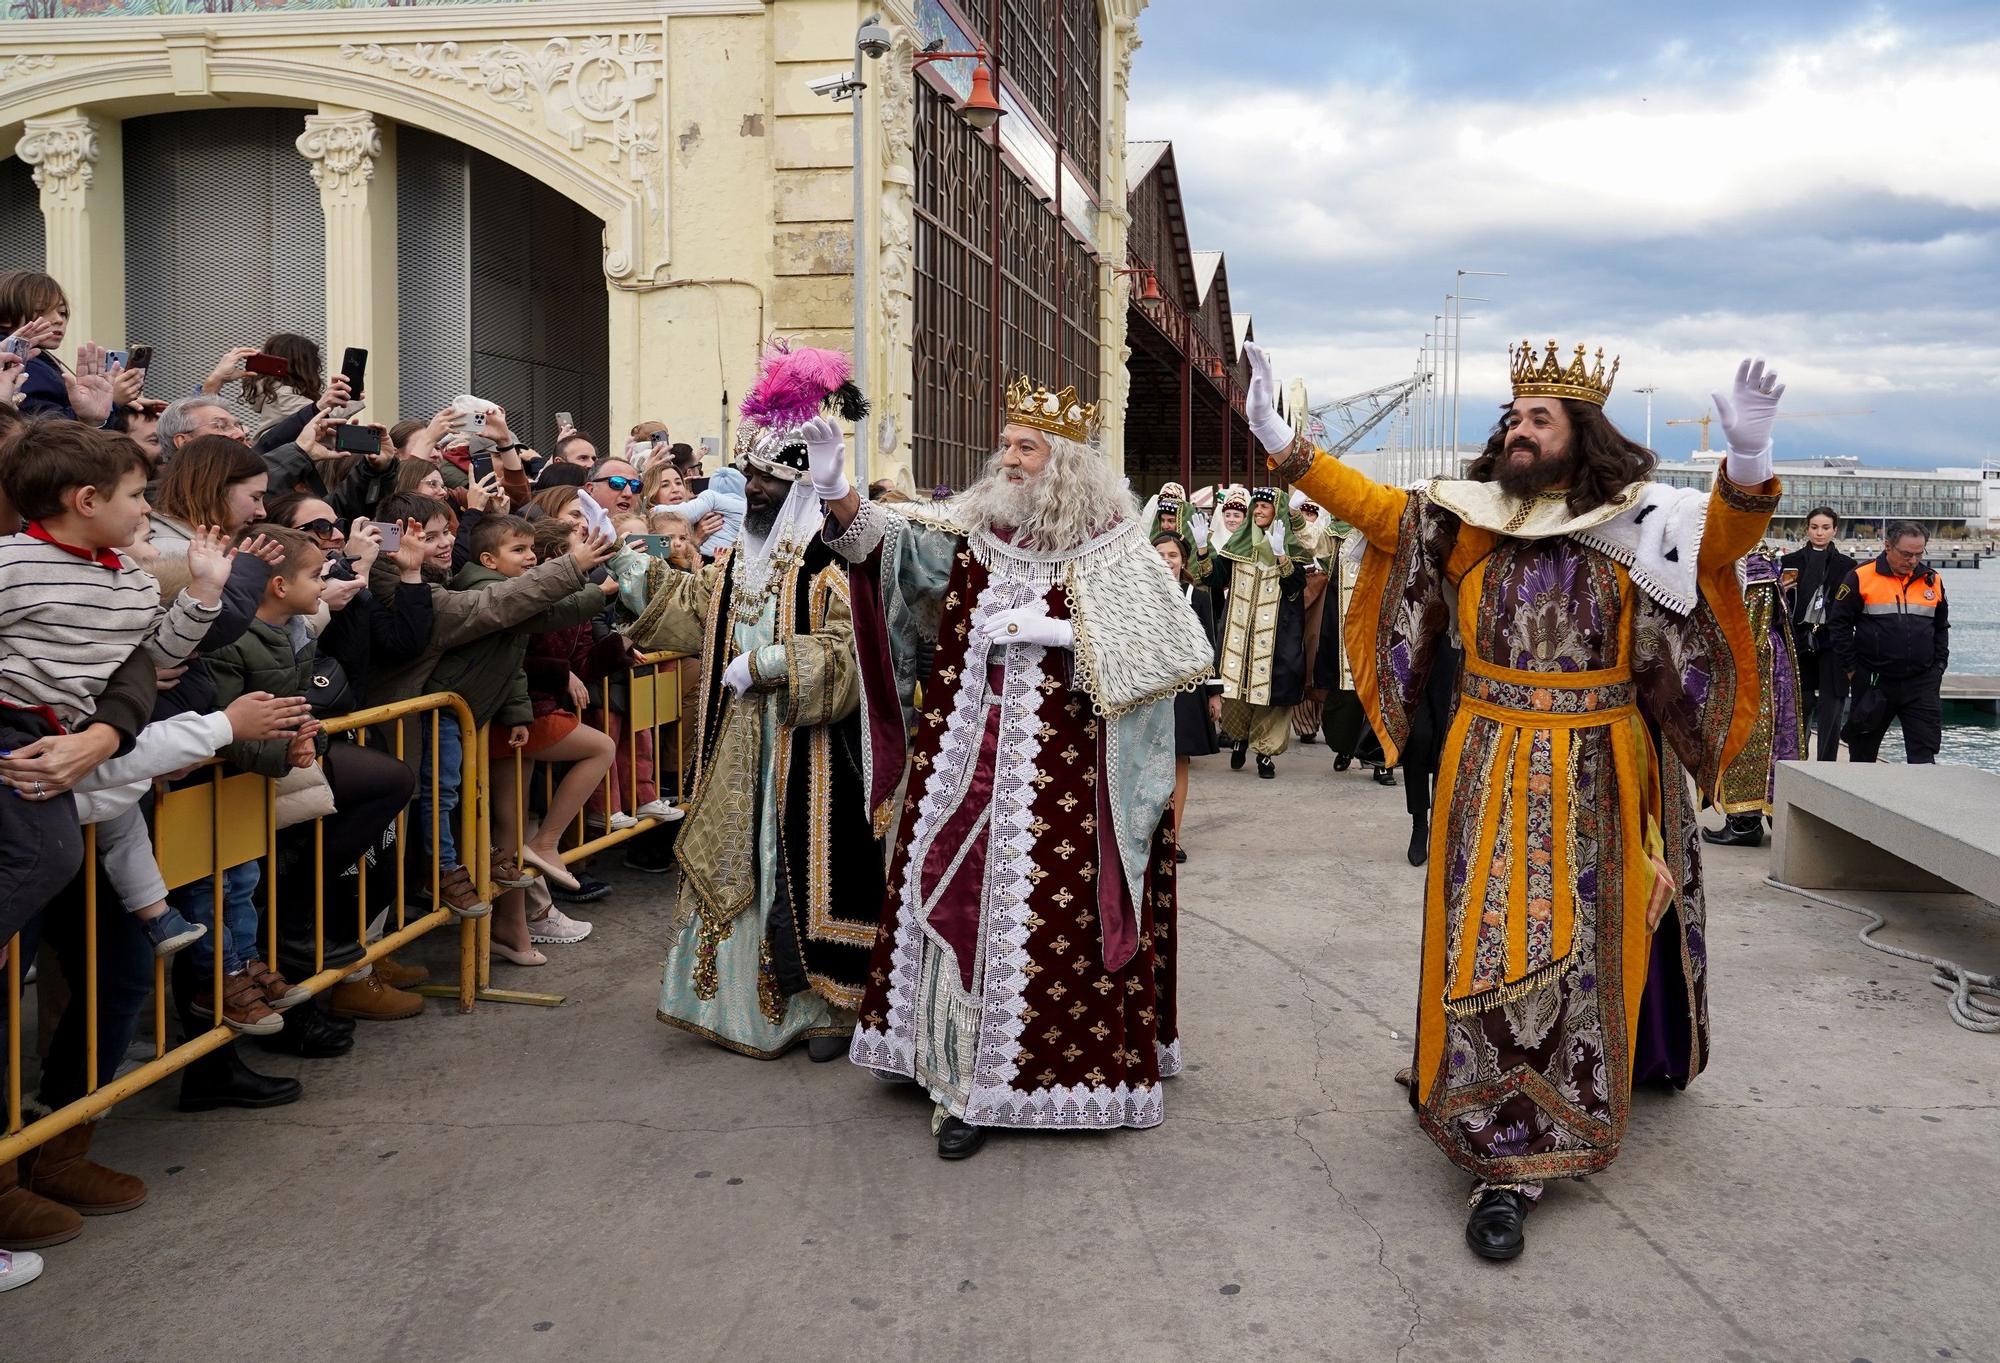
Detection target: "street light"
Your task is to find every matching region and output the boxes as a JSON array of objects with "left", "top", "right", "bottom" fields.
[
  {"left": 808, "top": 16, "right": 889, "bottom": 486},
  {"left": 1451, "top": 268, "right": 1506, "bottom": 457},
  {"left": 913, "top": 44, "right": 1006, "bottom": 132},
  {"left": 1635, "top": 385, "right": 1658, "bottom": 451}
]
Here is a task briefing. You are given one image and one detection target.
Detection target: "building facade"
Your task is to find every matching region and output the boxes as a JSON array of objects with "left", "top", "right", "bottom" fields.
[
  {"left": 1652, "top": 460, "right": 1988, "bottom": 536},
  {"left": 0, "top": 0, "right": 1146, "bottom": 491}
]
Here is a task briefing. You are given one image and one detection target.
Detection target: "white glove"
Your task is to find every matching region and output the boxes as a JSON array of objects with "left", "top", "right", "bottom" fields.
[
  {"left": 1266, "top": 523, "right": 1286, "bottom": 557},
  {"left": 1712, "top": 357, "right": 1784, "bottom": 481},
  {"left": 721, "top": 653, "right": 755, "bottom": 696},
  {"left": 1190, "top": 511, "right": 1210, "bottom": 551},
  {"left": 799, "top": 415, "right": 850, "bottom": 502},
  {"left": 1243, "top": 342, "right": 1296, "bottom": 455},
  {"left": 1287, "top": 488, "right": 1307, "bottom": 512},
  {"left": 978, "top": 606, "right": 1074, "bottom": 650}
]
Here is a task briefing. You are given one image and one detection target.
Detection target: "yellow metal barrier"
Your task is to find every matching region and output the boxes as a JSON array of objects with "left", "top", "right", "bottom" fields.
[
  {"left": 471, "top": 649, "right": 691, "bottom": 1008},
  {"left": 0, "top": 691, "right": 480, "bottom": 1166}
]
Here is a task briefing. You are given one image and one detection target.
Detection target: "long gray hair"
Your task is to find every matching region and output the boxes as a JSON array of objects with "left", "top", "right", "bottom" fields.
[{"left": 954, "top": 432, "right": 1135, "bottom": 551}]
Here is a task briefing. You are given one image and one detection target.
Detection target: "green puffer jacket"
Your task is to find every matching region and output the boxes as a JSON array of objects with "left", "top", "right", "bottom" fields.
[
  {"left": 205, "top": 614, "right": 318, "bottom": 778},
  {"left": 427, "top": 563, "right": 609, "bottom": 728}
]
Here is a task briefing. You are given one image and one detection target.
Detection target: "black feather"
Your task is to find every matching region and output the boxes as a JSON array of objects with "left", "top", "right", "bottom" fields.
[{"left": 827, "top": 380, "right": 871, "bottom": 424}]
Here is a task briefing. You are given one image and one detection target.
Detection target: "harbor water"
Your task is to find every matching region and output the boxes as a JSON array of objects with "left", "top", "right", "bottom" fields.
[{"left": 1902, "top": 557, "right": 1997, "bottom": 772}]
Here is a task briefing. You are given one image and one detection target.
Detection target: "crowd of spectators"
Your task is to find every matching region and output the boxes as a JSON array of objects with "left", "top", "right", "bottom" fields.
[{"left": 0, "top": 267, "right": 736, "bottom": 1286}]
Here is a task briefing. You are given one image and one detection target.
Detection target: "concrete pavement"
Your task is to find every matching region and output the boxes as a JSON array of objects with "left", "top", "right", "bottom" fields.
[{"left": 12, "top": 739, "right": 1999, "bottom": 1363}]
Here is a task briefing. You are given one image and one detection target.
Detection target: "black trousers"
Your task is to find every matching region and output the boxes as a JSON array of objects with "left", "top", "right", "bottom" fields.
[
  {"left": 0, "top": 712, "right": 85, "bottom": 946},
  {"left": 1795, "top": 638, "right": 1848, "bottom": 762},
  {"left": 19, "top": 853, "right": 154, "bottom": 1111},
  {"left": 1843, "top": 673, "right": 1943, "bottom": 765},
  {"left": 270, "top": 741, "right": 415, "bottom": 980}
]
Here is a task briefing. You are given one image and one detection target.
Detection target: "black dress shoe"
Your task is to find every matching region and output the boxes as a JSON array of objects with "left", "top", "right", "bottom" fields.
[
  {"left": 1465, "top": 1188, "right": 1528, "bottom": 1261},
  {"left": 1297, "top": 728, "right": 1319, "bottom": 745},
  {"left": 257, "top": 1001, "right": 355, "bottom": 1059},
  {"left": 1256, "top": 755, "right": 1276, "bottom": 779},
  {"left": 1174, "top": 846, "right": 1187, "bottom": 864},
  {"left": 178, "top": 1044, "right": 305, "bottom": 1111},
  {"left": 1407, "top": 817, "right": 1430, "bottom": 867},
  {"left": 1229, "top": 742, "right": 1248, "bottom": 771},
  {"left": 1333, "top": 753, "right": 1354, "bottom": 772},
  {"left": 936, "top": 1115, "right": 988, "bottom": 1160},
  {"left": 1373, "top": 766, "right": 1397, "bottom": 787},
  {"left": 806, "top": 1035, "right": 847, "bottom": 1063},
  {"left": 554, "top": 875, "right": 613, "bottom": 904},
  {"left": 1701, "top": 814, "right": 1764, "bottom": 848}
]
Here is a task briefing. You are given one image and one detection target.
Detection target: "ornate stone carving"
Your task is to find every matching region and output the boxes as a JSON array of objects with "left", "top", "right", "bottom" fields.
[
  {"left": 875, "top": 27, "right": 919, "bottom": 470},
  {"left": 339, "top": 34, "right": 664, "bottom": 278},
  {"left": 296, "top": 111, "right": 382, "bottom": 198},
  {"left": 17, "top": 115, "right": 98, "bottom": 204},
  {"left": 0, "top": 54, "right": 56, "bottom": 88}
]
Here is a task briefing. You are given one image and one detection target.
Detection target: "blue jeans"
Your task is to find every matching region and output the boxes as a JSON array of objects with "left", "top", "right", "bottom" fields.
[
  {"left": 177, "top": 860, "right": 262, "bottom": 975},
  {"left": 416, "top": 714, "right": 463, "bottom": 870}
]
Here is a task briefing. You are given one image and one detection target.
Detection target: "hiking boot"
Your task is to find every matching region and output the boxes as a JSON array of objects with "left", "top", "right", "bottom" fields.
[
  {"left": 191, "top": 972, "right": 284, "bottom": 1036},
  {"left": 20, "top": 1122, "right": 147, "bottom": 1216},
  {"left": 326, "top": 973, "right": 424, "bottom": 1022},
  {"left": 0, "top": 1158, "right": 81, "bottom": 1250},
  {"left": 241, "top": 957, "right": 310, "bottom": 1011},
  {"left": 373, "top": 955, "right": 429, "bottom": 990},
  {"left": 435, "top": 864, "right": 491, "bottom": 919}
]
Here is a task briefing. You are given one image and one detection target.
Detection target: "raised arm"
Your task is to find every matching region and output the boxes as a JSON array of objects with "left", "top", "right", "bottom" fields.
[{"left": 1243, "top": 343, "right": 1408, "bottom": 552}]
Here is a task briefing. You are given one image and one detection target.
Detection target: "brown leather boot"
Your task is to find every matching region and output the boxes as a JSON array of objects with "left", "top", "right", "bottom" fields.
[
  {"left": 326, "top": 972, "right": 424, "bottom": 1021},
  {"left": 20, "top": 1123, "right": 147, "bottom": 1216},
  {"left": 0, "top": 1156, "right": 83, "bottom": 1249},
  {"left": 373, "top": 955, "right": 429, "bottom": 991}
]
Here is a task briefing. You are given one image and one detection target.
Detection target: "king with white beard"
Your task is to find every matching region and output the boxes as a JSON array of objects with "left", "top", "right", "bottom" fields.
[{"left": 811, "top": 377, "right": 1214, "bottom": 1159}]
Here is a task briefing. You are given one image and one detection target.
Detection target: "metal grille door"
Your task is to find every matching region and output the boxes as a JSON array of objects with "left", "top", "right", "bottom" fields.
[
  {"left": 122, "top": 109, "right": 326, "bottom": 419},
  {"left": 0, "top": 156, "right": 44, "bottom": 274},
  {"left": 468, "top": 150, "right": 608, "bottom": 453},
  {"left": 397, "top": 126, "right": 471, "bottom": 425}
]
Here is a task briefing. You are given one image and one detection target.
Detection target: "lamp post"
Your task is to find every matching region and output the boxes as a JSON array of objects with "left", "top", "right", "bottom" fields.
[
  {"left": 1635, "top": 385, "right": 1657, "bottom": 450},
  {"left": 810, "top": 23, "right": 1001, "bottom": 491},
  {"left": 1451, "top": 268, "right": 1505, "bottom": 458}
]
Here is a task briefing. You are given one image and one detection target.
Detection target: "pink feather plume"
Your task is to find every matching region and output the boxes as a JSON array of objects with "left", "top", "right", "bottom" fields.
[{"left": 739, "top": 339, "right": 853, "bottom": 430}]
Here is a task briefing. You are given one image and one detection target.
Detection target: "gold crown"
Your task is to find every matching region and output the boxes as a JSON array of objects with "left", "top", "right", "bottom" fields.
[
  {"left": 1005, "top": 375, "right": 1099, "bottom": 442},
  {"left": 1509, "top": 339, "right": 1620, "bottom": 407}
]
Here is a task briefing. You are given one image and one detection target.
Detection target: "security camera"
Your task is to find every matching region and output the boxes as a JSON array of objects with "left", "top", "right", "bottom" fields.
[
  {"left": 857, "top": 20, "right": 892, "bottom": 59},
  {"left": 807, "top": 71, "right": 858, "bottom": 98}
]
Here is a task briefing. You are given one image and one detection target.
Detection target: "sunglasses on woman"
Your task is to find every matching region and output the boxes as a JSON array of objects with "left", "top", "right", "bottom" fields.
[{"left": 296, "top": 518, "right": 339, "bottom": 538}]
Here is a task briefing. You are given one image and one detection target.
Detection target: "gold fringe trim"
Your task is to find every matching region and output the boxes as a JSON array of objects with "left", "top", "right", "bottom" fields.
[{"left": 1442, "top": 953, "right": 1571, "bottom": 1020}]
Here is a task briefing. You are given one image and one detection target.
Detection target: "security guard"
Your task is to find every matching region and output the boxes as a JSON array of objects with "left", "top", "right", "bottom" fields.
[{"left": 1826, "top": 521, "right": 1950, "bottom": 763}]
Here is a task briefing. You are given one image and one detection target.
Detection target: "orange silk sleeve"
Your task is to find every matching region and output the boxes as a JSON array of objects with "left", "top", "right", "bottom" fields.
[{"left": 1290, "top": 450, "right": 1409, "bottom": 554}]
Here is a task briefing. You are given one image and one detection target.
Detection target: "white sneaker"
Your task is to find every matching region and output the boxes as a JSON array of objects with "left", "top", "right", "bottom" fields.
[
  {"left": 0, "top": 1249, "right": 43, "bottom": 1293},
  {"left": 633, "top": 798, "right": 685, "bottom": 823},
  {"left": 585, "top": 812, "right": 639, "bottom": 834},
  {"left": 527, "top": 906, "right": 593, "bottom": 945}
]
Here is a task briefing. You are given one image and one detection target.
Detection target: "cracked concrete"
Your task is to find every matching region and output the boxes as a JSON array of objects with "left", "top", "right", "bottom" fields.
[{"left": 11, "top": 740, "right": 1999, "bottom": 1362}]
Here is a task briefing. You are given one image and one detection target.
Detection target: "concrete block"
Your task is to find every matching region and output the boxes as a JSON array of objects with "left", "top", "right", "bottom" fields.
[
  {"left": 1771, "top": 761, "right": 2000, "bottom": 902},
  {"left": 773, "top": 223, "right": 854, "bottom": 276},
  {"left": 774, "top": 168, "right": 853, "bottom": 224},
  {"left": 772, "top": 113, "right": 853, "bottom": 171},
  {"left": 772, "top": 273, "right": 854, "bottom": 330}
]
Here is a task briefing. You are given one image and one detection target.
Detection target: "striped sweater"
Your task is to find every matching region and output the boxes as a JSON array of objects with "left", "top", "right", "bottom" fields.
[{"left": 0, "top": 533, "right": 221, "bottom": 729}]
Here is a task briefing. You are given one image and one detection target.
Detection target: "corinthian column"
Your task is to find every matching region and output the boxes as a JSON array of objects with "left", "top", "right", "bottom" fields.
[
  {"left": 17, "top": 110, "right": 124, "bottom": 353},
  {"left": 296, "top": 108, "right": 398, "bottom": 418}
]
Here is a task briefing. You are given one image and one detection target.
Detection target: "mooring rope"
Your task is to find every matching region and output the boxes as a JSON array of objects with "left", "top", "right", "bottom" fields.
[{"left": 1768, "top": 877, "right": 2000, "bottom": 1034}]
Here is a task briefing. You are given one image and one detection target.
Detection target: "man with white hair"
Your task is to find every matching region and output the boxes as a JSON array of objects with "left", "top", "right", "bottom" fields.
[
  {"left": 154, "top": 395, "right": 244, "bottom": 462},
  {"left": 815, "top": 376, "right": 1213, "bottom": 1159}
]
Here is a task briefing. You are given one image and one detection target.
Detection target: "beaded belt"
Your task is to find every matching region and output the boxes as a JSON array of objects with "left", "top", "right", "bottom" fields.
[{"left": 1458, "top": 656, "right": 1636, "bottom": 725}]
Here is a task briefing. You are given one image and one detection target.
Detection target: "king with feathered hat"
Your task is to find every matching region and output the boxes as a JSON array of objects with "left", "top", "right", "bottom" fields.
[{"left": 628, "top": 338, "right": 885, "bottom": 1061}]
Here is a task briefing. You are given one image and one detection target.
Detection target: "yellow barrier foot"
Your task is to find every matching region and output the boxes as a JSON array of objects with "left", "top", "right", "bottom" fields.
[{"left": 414, "top": 983, "right": 566, "bottom": 1008}]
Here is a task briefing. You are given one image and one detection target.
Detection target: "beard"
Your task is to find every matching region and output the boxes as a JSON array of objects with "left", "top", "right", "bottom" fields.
[
  {"left": 742, "top": 499, "right": 780, "bottom": 539},
  {"left": 1493, "top": 437, "right": 1575, "bottom": 500},
  {"left": 981, "top": 469, "right": 1045, "bottom": 534}
]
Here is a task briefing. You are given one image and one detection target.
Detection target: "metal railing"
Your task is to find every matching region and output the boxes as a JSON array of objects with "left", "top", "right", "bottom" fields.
[{"left": 1, "top": 659, "right": 688, "bottom": 1163}]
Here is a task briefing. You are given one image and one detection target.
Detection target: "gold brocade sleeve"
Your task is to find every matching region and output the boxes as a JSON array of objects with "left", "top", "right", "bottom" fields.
[
  {"left": 1288, "top": 449, "right": 1410, "bottom": 554},
  {"left": 785, "top": 564, "right": 861, "bottom": 730},
  {"left": 627, "top": 562, "right": 723, "bottom": 658}
]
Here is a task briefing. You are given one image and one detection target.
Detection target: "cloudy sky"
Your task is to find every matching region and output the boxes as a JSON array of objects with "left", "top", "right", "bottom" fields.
[{"left": 1127, "top": 1, "right": 1999, "bottom": 468}]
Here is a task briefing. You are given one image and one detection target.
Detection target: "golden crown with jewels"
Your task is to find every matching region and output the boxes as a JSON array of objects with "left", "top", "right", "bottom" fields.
[
  {"left": 1509, "top": 339, "right": 1620, "bottom": 407},
  {"left": 1004, "top": 376, "right": 1099, "bottom": 442}
]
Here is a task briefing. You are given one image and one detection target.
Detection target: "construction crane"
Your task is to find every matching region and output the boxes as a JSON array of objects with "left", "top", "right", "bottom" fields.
[
  {"left": 1304, "top": 375, "right": 1425, "bottom": 458},
  {"left": 1664, "top": 408, "right": 1873, "bottom": 454}
]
